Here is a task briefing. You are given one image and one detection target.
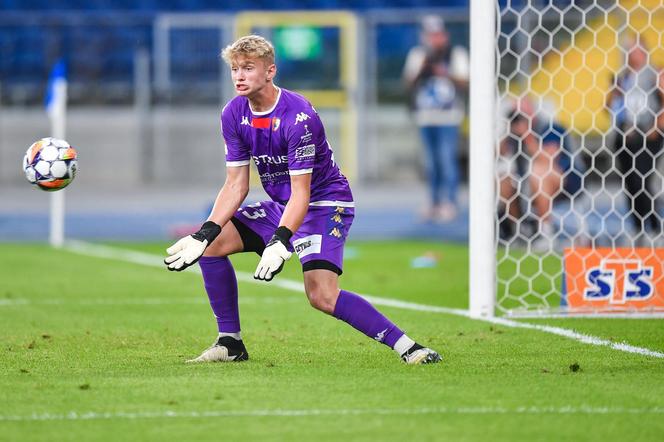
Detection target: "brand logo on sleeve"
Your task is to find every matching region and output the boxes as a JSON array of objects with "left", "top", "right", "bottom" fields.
[
  {"left": 241, "top": 116, "right": 250, "bottom": 126},
  {"left": 294, "top": 112, "right": 310, "bottom": 125}
]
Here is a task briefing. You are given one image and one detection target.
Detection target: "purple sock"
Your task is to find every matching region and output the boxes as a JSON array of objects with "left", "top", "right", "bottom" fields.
[
  {"left": 199, "top": 256, "right": 240, "bottom": 333},
  {"left": 333, "top": 290, "right": 404, "bottom": 348}
]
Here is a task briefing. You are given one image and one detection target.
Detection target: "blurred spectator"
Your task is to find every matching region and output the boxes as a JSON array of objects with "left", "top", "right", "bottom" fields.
[
  {"left": 498, "top": 98, "right": 584, "bottom": 251},
  {"left": 402, "top": 15, "right": 468, "bottom": 222},
  {"left": 606, "top": 35, "right": 664, "bottom": 244}
]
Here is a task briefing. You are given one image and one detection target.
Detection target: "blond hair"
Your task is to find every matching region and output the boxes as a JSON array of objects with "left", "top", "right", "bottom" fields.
[{"left": 221, "top": 35, "right": 275, "bottom": 65}]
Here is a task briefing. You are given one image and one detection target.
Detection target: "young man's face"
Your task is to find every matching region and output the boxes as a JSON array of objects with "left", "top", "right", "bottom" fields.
[{"left": 230, "top": 55, "right": 275, "bottom": 97}]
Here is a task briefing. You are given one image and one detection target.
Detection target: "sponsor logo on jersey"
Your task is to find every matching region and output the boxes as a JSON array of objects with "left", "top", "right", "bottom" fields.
[
  {"left": 247, "top": 117, "right": 281, "bottom": 130},
  {"left": 563, "top": 247, "right": 664, "bottom": 311},
  {"left": 251, "top": 117, "right": 271, "bottom": 129},
  {"left": 295, "top": 144, "right": 315, "bottom": 159},
  {"left": 241, "top": 116, "right": 250, "bottom": 126},
  {"left": 258, "top": 170, "right": 290, "bottom": 183},
  {"left": 252, "top": 154, "right": 289, "bottom": 166},
  {"left": 294, "top": 112, "right": 310, "bottom": 125},
  {"left": 293, "top": 234, "right": 322, "bottom": 258}
]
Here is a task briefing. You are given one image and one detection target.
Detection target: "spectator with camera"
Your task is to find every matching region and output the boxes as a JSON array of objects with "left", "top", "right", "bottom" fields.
[{"left": 403, "top": 15, "right": 469, "bottom": 223}]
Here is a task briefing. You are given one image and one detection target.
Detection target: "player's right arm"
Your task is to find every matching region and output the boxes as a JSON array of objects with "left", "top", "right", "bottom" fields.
[
  {"left": 212, "top": 102, "right": 252, "bottom": 225},
  {"left": 208, "top": 164, "right": 249, "bottom": 227},
  {"left": 164, "top": 165, "right": 249, "bottom": 272},
  {"left": 165, "top": 103, "right": 250, "bottom": 271}
]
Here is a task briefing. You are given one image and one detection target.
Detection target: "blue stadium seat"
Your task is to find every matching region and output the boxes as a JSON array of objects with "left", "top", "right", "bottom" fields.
[
  {"left": 5, "top": 0, "right": 466, "bottom": 11},
  {"left": 0, "top": 1, "right": 468, "bottom": 105}
]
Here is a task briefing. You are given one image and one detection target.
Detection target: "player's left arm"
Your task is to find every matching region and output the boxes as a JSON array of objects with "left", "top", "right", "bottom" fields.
[
  {"left": 279, "top": 172, "right": 311, "bottom": 233},
  {"left": 254, "top": 173, "right": 311, "bottom": 281}
]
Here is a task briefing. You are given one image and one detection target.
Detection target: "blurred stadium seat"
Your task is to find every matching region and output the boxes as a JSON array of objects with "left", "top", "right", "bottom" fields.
[{"left": 0, "top": 1, "right": 461, "bottom": 105}]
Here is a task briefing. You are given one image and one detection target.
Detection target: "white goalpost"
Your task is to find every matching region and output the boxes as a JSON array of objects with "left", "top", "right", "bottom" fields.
[
  {"left": 469, "top": 0, "right": 496, "bottom": 318},
  {"left": 472, "top": 0, "right": 664, "bottom": 317}
]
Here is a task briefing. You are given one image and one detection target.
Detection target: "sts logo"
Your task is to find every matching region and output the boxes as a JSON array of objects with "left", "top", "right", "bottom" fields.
[
  {"left": 564, "top": 247, "right": 664, "bottom": 311},
  {"left": 583, "top": 259, "right": 653, "bottom": 303}
]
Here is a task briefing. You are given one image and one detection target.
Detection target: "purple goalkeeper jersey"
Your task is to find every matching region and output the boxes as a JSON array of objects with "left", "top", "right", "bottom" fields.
[{"left": 221, "top": 87, "right": 354, "bottom": 205}]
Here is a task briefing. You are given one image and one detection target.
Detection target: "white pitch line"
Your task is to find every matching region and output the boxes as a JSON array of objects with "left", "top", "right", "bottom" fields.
[
  {"left": 63, "top": 240, "right": 304, "bottom": 292},
  {"left": 482, "top": 316, "right": 664, "bottom": 358},
  {"left": 0, "top": 299, "right": 28, "bottom": 306},
  {"left": 61, "top": 240, "right": 664, "bottom": 359},
  {"left": 0, "top": 297, "right": 300, "bottom": 306},
  {"left": 2, "top": 406, "right": 664, "bottom": 422}
]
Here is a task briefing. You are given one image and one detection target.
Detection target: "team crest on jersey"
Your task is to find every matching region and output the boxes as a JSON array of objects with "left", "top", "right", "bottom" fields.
[
  {"left": 272, "top": 117, "right": 281, "bottom": 131},
  {"left": 294, "top": 112, "right": 310, "bottom": 125}
]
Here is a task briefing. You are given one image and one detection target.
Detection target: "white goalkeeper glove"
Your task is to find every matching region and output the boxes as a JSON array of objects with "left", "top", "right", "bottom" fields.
[
  {"left": 164, "top": 221, "right": 222, "bottom": 271},
  {"left": 254, "top": 226, "right": 293, "bottom": 281}
]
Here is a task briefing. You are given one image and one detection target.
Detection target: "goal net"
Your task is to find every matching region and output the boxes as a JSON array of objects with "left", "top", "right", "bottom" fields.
[{"left": 494, "top": 0, "right": 664, "bottom": 316}]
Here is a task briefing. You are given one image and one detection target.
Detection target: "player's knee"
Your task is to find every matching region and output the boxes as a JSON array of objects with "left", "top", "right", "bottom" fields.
[
  {"left": 304, "top": 283, "right": 336, "bottom": 314},
  {"left": 202, "top": 243, "right": 230, "bottom": 258},
  {"left": 202, "top": 223, "right": 243, "bottom": 257}
]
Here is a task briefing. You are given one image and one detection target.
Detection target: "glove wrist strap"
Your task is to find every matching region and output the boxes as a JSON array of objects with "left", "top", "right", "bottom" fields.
[
  {"left": 272, "top": 226, "right": 293, "bottom": 247},
  {"left": 192, "top": 220, "right": 222, "bottom": 244}
]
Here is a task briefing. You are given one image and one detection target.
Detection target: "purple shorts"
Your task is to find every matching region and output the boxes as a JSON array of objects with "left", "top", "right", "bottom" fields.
[{"left": 230, "top": 201, "right": 355, "bottom": 274}]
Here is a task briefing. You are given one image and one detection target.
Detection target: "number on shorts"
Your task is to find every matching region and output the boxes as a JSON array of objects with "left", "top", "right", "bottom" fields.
[{"left": 242, "top": 208, "right": 267, "bottom": 220}]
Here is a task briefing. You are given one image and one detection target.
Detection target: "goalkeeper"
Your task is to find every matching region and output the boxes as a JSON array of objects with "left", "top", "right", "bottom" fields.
[{"left": 165, "top": 35, "right": 441, "bottom": 365}]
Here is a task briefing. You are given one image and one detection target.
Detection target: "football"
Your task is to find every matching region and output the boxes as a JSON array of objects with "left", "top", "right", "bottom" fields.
[{"left": 22, "top": 137, "right": 78, "bottom": 191}]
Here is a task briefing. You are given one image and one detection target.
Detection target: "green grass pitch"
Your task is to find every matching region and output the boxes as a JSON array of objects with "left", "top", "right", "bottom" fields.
[{"left": 1, "top": 241, "right": 663, "bottom": 441}]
